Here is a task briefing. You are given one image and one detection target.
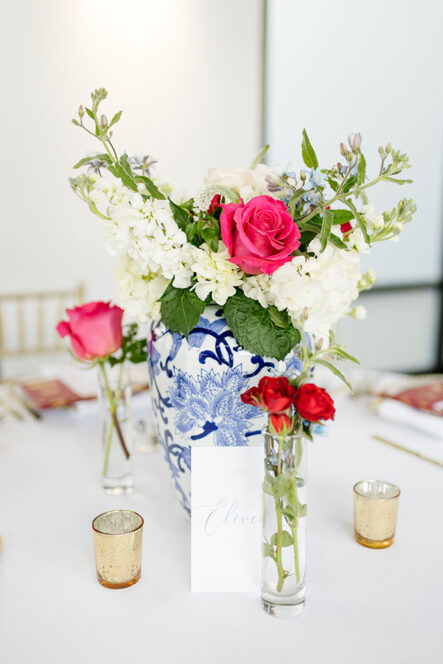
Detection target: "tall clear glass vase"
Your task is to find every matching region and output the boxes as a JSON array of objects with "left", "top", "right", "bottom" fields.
[
  {"left": 262, "top": 431, "right": 307, "bottom": 617},
  {"left": 97, "top": 363, "right": 134, "bottom": 494}
]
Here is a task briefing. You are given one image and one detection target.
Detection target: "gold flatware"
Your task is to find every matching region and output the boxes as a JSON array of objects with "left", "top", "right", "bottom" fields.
[{"left": 373, "top": 434, "right": 443, "bottom": 469}]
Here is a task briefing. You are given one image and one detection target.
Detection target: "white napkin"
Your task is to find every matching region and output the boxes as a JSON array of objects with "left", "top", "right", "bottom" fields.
[{"left": 377, "top": 398, "right": 443, "bottom": 440}]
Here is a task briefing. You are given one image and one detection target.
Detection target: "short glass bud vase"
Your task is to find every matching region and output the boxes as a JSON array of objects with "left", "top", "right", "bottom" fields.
[
  {"left": 97, "top": 363, "right": 133, "bottom": 494},
  {"left": 262, "top": 431, "right": 307, "bottom": 617}
]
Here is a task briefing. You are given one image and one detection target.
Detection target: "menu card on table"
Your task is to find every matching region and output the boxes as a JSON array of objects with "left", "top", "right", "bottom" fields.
[{"left": 191, "top": 446, "right": 262, "bottom": 592}]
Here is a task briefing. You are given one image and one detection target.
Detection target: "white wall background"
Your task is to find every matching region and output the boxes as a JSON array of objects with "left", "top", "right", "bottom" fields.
[
  {"left": 0, "top": 0, "right": 264, "bottom": 303},
  {"left": 266, "top": 0, "right": 443, "bottom": 370}
]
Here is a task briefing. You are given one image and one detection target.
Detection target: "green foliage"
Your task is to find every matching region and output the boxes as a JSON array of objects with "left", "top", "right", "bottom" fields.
[
  {"left": 108, "top": 322, "right": 147, "bottom": 366},
  {"left": 159, "top": 283, "right": 206, "bottom": 338},
  {"left": 73, "top": 154, "right": 112, "bottom": 169},
  {"left": 330, "top": 209, "right": 354, "bottom": 225},
  {"left": 169, "top": 199, "right": 191, "bottom": 232},
  {"left": 357, "top": 153, "right": 366, "bottom": 185},
  {"left": 270, "top": 531, "right": 293, "bottom": 547},
  {"left": 320, "top": 209, "right": 333, "bottom": 252},
  {"left": 224, "top": 291, "right": 301, "bottom": 361},
  {"left": 301, "top": 129, "right": 319, "bottom": 168}
]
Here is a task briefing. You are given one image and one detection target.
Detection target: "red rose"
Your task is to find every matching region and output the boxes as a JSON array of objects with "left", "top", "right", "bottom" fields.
[
  {"left": 340, "top": 221, "right": 352, "bottom": 235},
  {"left": 208, "top": 194, "right": 221, "bottom": 215},
  {"left": 269, "top": 412, "right": 291, "bottom": 434},
  {"left": 241, "top": 376, "right": 296, "bottom": 413},
  {"left": 293, "top": 383, "right": 335, "bottom": 422},
  {"left": 56, "top": 301, "right": 123, "bottom": 360},
  {"left": 220, "top": 195, "right": 301, "bottom": 275}
]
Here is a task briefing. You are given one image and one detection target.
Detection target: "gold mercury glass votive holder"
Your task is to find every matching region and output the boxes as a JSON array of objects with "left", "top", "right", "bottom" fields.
[
  {"left": 92, "top": 510, "right": 144, "bottom": 588},
  {"left": 353, "top": 479, "right": 400, "bottom": 549}
]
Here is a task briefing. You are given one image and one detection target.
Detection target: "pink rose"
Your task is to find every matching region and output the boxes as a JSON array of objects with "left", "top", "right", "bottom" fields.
[
  {"left": 56, "top": 301, "right": 124, "bottom": 360},
  {"left": 220, "top": 195, "right": 301, "bottom": 275}
]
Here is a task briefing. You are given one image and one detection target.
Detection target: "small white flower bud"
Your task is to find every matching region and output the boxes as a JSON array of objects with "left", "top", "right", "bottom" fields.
[
  {"left": 78, "top": 105, "right": 84, "bottom": 118},
  {"left": 348, "top": 133, "right": 362, "bottom": 152},
  {"left": 100, "top": 114, "right": 108, "bottom": 129},
  {"left": 340, "top": 142, "right": 347, "bottom": 157}
]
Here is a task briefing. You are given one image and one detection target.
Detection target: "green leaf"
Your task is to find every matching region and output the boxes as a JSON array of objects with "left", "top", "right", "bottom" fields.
[
  {"left": 119, "top": 153, "right": 133, "bottom": 177},
  {"left": 342, "top": 175, "right": 357, "bottom": 193},
  {"left": 109, "top": 110, "right": 123, "bottom": 127},
  {"left": 301, "top": 221, "right": 347, "bottom": 250},
  {"left": 301, "top": 129, "right": 319, "bottom": 168},
  {"left": 345, "top": 199, "right": 370, "bottom": 243},
  {"left": 108, "top": 163, "right": 137, "bottom": 192},
  {"left": 272, "top": 473, "right": 291, "bottom": 497},
  {"left": 330, "top": 347, "right": 360, "bottom": 364},
  {"left": 357, "top": 153, "right": 366, "bottom": 186},
  {"left": 320, "top": 209, "right": 333, "bottom": 251},
  {"left": 85, "top": 107, "right": 95, "bottom": 120},
  {"left": 263, "top": 542, "right": 274, "bottom": 558},
  {"left": 159, "top": 284, "right": 206, "bottom": 338},
  {"left": 314, "top": 358, "right": 353, "bottom": 392},
  {"left": 270, "top": 531, "right": 293, "bottom": 547},
  {"left": 224, "top": 291, "right": 301, "bottom": 360},
  {"left": 169, "top": 199, "right": 191, "bottom": 231},
  {"left": 331, "top": 209, "right": 354, "bottom": 225},
  {"left": 249, "top": 145, "right": 270, "bottom": 169},
  {"left": 268, "top": 306, "right": 291, "bottom": 329},
  {"left": 134, "top": 174, "right": 165, "bottom": 200},
  {"left": 73, "top": 154, "right": 112, "bottom": 169},
  {"left": 383, "top": 177, "right": 413, "bottom": 185},
  {"left": 327, "top": 178, "right": 339, "bottom": 192}
]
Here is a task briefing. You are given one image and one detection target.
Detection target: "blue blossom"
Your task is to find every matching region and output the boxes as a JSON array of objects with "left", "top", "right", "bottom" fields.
[
  {"left": 169, "top": 366, "right": 260, "bottom": 446},
  {"left": 302, "top": 190, "right": 322, "bottom": 213},
  {"left": 302, "top": 167, "right": 326, "bottom": 191},
  {"left": 310, "top": 423, "right": 328, "bottom": 436}
]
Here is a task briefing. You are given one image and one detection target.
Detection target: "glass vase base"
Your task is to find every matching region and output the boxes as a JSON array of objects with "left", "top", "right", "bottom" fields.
[
  {"left": 102, "top": 475, "right": 134, "bottom": 495},
  {"left": 261, "top": 596, "right": 305, "bottom": 618}
]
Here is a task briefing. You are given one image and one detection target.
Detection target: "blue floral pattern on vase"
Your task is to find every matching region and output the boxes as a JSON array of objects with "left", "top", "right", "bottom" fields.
[{"left": 147, "top": 305, "right": 302, "bottom": 516}]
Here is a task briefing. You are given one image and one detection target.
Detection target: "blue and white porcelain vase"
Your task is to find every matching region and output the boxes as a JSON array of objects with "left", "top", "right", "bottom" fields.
[{"left": 147, "top": 305, "right": 302, "bottom": 515}]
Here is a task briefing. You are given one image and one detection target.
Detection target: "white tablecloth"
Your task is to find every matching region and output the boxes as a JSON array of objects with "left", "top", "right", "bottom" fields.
[{"left": 0, "top": 394, "right": 442, "bottom": 664}]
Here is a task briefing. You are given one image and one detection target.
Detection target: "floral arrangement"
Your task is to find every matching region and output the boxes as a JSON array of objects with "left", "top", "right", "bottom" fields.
[
  {"left": 70, "top": 88, "right": 415, "bottom": 375},
  {"left": 56, "top": 301, "right": 146, "bottom": 476},
  {"left": 241, "top": 375, "right": 334, "bottom": 593}
]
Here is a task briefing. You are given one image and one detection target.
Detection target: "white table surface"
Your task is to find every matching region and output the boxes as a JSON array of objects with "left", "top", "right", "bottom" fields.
[{"left": 1, "top": 392, "right": 442, "bottom": 664}]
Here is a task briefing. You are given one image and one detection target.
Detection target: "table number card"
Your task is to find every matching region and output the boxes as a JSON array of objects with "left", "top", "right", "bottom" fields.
[{"left": 191, "top": 446, "right": 262, "bottom": 592}]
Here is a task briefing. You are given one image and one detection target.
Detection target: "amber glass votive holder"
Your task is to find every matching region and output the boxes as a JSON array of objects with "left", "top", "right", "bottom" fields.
[
  {"left": 353, "top": 479, "right": 400, "bottom": 549},
  {"left": 92, "top": 510, "right": 143, "bottom": 588}
]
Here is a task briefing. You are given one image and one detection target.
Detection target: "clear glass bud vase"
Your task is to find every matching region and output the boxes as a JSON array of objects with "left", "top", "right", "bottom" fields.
[
  {"left": 97, "top": 363, "right": 133, "bottom": 494},
  {"left": 262, "top": 431, "right": 307, "bottom": 617}
]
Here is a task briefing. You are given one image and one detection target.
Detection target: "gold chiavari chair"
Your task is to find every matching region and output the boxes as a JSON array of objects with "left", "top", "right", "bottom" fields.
[{"left": 0, "top": 284, "right": 84, "bottom": 377}]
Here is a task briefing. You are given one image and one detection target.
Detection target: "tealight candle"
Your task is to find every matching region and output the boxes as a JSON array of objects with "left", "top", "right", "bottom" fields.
[
  {"left": 353, "top": 479, "right": 400, "bottom": 549},
  {"left": 92, "top": 510, "right": 143, "bottom": 588}
]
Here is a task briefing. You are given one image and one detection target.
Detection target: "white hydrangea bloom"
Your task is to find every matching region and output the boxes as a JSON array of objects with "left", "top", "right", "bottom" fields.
[
  {"left": 190, "top": 242, "right": 243, "bottom": 305},
  {"left": 268, "top": 239, "right": 362, "bottom": 341},
  {"left": 115, "top": 256, "right": 168, "bottom": 323},
  {"left": 242, "top": 273, "right": 272, "bottom": 309},
  {"left": 204, "top": 163, "right": 278, "bottom": 202},
  {"left": 361, "top": 203, "right": 384, "bottom": 230}
]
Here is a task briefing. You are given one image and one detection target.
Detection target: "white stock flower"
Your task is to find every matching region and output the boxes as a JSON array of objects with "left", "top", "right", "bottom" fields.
[
  {"left": 115, "top": 256, "right": 168, "bottom": 323},
  {"left": 348, "top": 228, "right": 370, "bottom": 253},
  {"left": 190, "top": 242, "right": 243, "bottom": 305},
  {"left": 89, "top": 173, "right": 193, "bottom": 288},
  {"left": 204, "top": 163, "right": 277, "bottom": 202},
  {"left": 268, "top": 239, "right": 362, "bottom": 340},
  {"left": 351, "top": 305, "right": 367, "bottom": 320},
  {"left": 242, "top": 273, "right": 271, "bottom": 309},
  {"left": 361, "top": 203, "right": 384, "bottom": 230}
]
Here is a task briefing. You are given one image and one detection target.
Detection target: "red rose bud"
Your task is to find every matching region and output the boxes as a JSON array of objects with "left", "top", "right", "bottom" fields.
[
  {"left": 340, "top": 221, "right": 352, "bottom": 235},
  {"left": 208, "top": 194, "right": 221, "bottom": 215},
  {"left": 240, "top": 386, "right": 264, "bottom": 408},
  {"left": 258, "top": 376, "right": 296, "bottom": 413},
  {"left": 293, "top": 383, "right": 335, "bottom": 422},
  {"left": 269, "top": 412, "right": 291, "bottom": 434}
]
